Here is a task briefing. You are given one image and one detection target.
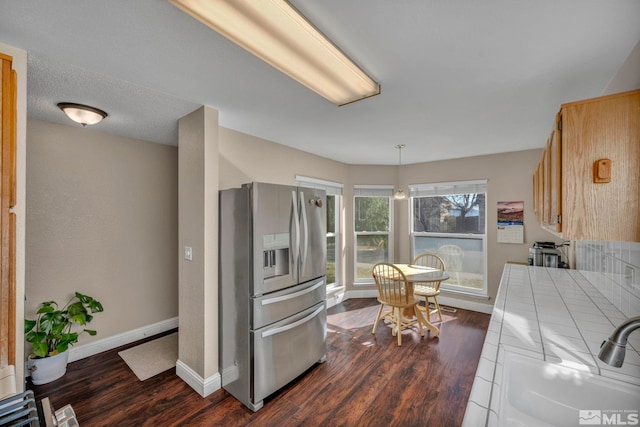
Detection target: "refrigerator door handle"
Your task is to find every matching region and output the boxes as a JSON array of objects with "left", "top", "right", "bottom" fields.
[
  {"left": 299, "top": 192, "right": 309, "bottom": 274},
  {"left": 260, "top": 305, "right": 324, "bottom": 338},
  {"left": 291, "top": 190, "right": 300, "bottom": 271},
  {"left": 260, "top": 280, "right": 325, "bottom": 306}
]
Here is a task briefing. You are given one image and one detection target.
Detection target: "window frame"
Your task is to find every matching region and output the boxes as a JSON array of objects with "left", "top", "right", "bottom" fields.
[
  {"left": 353, "top": 185, "right": 394, "bottom": 285},
  {"left": 409, "top": 180, "right": 488, "bottom": 297},
  {"left": 325, "top": 193, "right": 341, "bottom": 288},
  {"left": 295, "top": 176, "right": 343, "bottom": 290}
]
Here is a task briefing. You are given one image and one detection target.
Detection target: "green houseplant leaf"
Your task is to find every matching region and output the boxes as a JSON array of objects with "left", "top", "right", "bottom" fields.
[{"left": 24, "top": 292, "right": 104, "bottom": 358}]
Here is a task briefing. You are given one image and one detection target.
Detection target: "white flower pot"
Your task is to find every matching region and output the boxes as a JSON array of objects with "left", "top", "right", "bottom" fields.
[{"left": 29, "top": 351, "right": 69, "bottom": 385}]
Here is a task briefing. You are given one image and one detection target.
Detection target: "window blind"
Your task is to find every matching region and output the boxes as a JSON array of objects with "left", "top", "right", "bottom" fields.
[
  {"left": 353, "top": 185, "right": 394, "bottom": 197},
  {"left": 409, "top": 179, "right": 487, "bottom": 198}
]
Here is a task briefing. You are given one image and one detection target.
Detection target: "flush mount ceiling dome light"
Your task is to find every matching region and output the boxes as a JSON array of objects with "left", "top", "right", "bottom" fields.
[
  {"left": 170, "top": 0, "right": 380, "bottom": 106},
  {"left": 393, "top": 144, "right": 407, "bottom": 200},
  {"left": 57, "top": 103, "right": 108, "bottom": 126}
]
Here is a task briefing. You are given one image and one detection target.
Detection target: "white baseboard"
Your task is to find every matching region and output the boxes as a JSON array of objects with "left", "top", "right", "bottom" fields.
[
  {"left": 344, "top": 289, "right": 378, "bottom": 299},
  {"left": 436, "top": 296, "right": 493, "bottom": 314},
  {"left": 337, "top": 289, "right": 493, "bottom": 314},
  {"left": 68, "top": 317, "right": 179, "bottom": 363},
  {"left": 176, "top": 360, "right": 221, "bottom": 397},
  {"left": 326, "top": 287, "right": 346, "bottom": 309}
]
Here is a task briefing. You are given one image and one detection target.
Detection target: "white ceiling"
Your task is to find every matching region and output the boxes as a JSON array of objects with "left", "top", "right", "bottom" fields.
[{"left": 1, "top": 0, "right": 639, "bottom": 165}]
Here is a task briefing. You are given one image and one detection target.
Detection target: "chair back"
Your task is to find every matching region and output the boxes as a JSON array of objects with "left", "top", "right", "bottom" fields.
[
  {"left": 436, "top": 245, "right": 463, "bottom": 272},
  {"left": 372, "top": 263, "right": 413, "bottom": 306},
  {"left": 411, "top": 253, "right": 445, "bottom": 272},
  {"left": 411, "top": 253, "right": 445, "bottom": 291}
]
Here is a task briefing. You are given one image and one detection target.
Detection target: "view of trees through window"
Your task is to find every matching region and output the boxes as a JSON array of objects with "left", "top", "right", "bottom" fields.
[
  {"left": 326, "top": 195, "right": 336, "bottom": 284},
  {"left": 413, "top": 194, "right": 485, "bottom": 234},
  {"left": 355, "top": 196, "right": 390, "bottom": 280},
  {"left": 412, "top": 192, "right": 486, "bottom": 291}
]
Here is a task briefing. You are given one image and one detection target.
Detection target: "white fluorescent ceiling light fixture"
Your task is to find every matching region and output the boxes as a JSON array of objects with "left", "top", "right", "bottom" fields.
[{"left": 170, "top": 0, "right": 381, "bottom": 106}]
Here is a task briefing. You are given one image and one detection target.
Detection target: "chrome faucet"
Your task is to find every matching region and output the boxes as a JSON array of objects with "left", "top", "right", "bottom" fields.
[{"left": 598, "top": 316, "right": 640, "bottom": 367}]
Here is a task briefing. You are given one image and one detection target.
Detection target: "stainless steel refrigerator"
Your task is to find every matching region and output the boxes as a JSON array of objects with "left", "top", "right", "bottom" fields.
[{"left": 219, "top": 182, "right": 327, "bottom": 412}]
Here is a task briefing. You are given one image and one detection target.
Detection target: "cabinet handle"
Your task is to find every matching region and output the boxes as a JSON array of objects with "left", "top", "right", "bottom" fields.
[
  {"left": 261, "top": 305, "right": 324, "bottom": 338},
  {"left": 593, "top": 159, "right": 612, "bottom": 183}
]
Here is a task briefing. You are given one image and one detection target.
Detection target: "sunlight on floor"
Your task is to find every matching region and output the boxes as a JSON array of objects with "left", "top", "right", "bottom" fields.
[{"left": 327, "top": 306, "right": 378, "bottom": 329}]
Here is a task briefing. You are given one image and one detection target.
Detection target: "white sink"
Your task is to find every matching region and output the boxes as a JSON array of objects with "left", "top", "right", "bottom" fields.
[{"left": 499, "top": 351, "right": 640, "bottom": 427}]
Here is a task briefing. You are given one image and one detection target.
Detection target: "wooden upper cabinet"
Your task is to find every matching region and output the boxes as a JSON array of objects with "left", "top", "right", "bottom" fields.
[{"left": 534, "top": 89, "right": 640, "bottom": 242}]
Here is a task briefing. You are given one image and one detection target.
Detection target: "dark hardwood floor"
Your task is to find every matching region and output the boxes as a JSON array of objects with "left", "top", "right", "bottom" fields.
[{"left": 29, "top": 298, "right": 490, "bottom": 427}]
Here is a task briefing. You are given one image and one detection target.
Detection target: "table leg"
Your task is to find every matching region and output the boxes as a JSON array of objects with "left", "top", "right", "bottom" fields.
[
  {"left": 398, "top": 307, "right": 439, "bottom": 337},
  {"left": 415, "top": 306, "right": 439, "bottom": 337}
]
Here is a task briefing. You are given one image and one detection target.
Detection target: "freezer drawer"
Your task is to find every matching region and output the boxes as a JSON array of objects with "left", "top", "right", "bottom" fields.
[
  {"left": 251, "top": 277, "right": 325, "bottom": 330},
  {"left": 252, "top": 301, "right": 327, "bottom": 405}
]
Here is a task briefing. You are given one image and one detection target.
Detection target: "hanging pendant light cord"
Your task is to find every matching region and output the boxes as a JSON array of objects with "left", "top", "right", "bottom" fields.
[{"left": 394, "top": 144, "right": 406, "bottom": 199}]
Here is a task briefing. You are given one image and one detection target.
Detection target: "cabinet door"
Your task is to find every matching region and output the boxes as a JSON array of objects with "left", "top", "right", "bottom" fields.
[
  {"left": 542, "top": 147, "right": 550, "bottom": 225},
  {"left": 533, "top": 169, "right": 538, "bottom": 218},
  {"left": 548, "top": 113, "right": 562, "bottom": 232},
  {"left": 533, "top": 162, "right": 539, "bottom": 221},
  {"left": 535, "top": 159, "right": 544, "bottom": 223},
  {"left": 534, "top": 113, "right": 563, "bottom": 234},
  {"left": 562, "top": 90, "right": 640, "bottom": 241}
]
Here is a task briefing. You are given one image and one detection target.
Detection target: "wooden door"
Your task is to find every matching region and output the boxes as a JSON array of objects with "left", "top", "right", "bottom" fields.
[{"left": 0, "top": 53, "right": 17, "bottom": 368}]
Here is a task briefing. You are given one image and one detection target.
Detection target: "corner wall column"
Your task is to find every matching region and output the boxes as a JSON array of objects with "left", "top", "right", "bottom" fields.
[{"left": 176, "top": 106, "right": 220, "bottom": 395}]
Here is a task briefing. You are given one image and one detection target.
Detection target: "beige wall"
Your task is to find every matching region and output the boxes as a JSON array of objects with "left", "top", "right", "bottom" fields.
[
  {"left": 603, "top": 40, "right": 640, "bottom": 95},
  {"left": 26, "top": 120, "right": 178, "bottom": 345},
  {"left": 219, "top": 127, "right": 349, "bottom": 189}
]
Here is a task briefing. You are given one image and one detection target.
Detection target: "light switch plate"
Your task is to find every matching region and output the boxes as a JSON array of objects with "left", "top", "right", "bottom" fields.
[{"left": 184, "top": 246, "right": 192, "bottom": 261}]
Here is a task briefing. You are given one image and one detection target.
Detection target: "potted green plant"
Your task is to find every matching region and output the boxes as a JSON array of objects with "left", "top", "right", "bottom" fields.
[{"left": 24, "top": 292, "right": 103, "bottom": 385}]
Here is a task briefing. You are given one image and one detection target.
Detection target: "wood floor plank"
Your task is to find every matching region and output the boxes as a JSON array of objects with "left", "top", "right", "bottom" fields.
[{"left": 28, "top": 298, "right": 489, "bottom": 427}]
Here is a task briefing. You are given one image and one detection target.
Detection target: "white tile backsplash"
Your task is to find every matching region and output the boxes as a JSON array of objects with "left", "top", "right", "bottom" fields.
[{"left": 575, "top": 240, "right": 640, "bottom": 317}]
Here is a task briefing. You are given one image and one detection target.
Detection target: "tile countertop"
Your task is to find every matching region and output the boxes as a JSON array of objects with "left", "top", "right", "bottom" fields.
[{"left": 462, "top": 264, "right": 640, "bottom": 427}]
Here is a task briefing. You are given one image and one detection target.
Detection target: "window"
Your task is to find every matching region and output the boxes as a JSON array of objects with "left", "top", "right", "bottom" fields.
[
  {"left": 296, "top": 176, "right": 342, "bottom": 288},
  {"left": 354, "top": 185, "right": 394, "bottom": 284},
  {"left": 326, "top": 193, "right": 338, "bottom": 285},
  {"left": 410, "top": 180, "right": 487, "bottom": 296}
]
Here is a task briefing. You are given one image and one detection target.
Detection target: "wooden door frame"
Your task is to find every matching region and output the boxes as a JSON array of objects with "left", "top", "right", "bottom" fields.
[{"left": 0, "top": 53, "right": 17, "bottom": 368}]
